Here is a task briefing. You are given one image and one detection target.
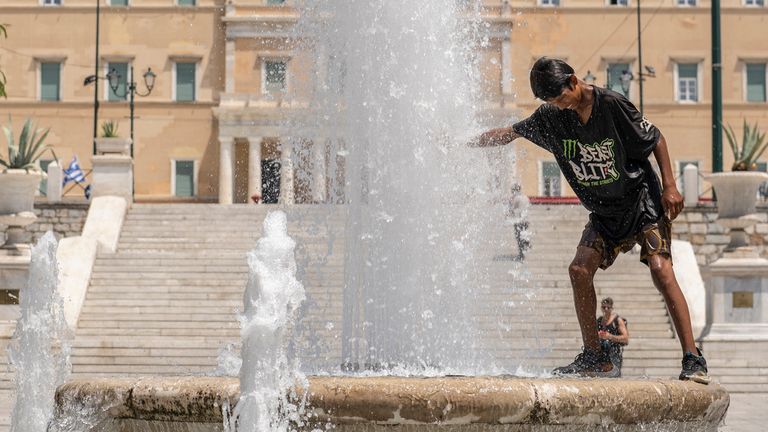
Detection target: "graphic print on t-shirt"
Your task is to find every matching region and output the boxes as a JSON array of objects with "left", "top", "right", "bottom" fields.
[{"left": 562, "top": 138, "right": 620, "bottom": 187}]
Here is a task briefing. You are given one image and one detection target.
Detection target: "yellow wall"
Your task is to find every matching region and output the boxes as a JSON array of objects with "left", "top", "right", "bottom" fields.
[
  {"left": 1, "top": 0, "right": 767, "bottom": 200},
  {"left": 0, "top": 1, "right": 225, "bottom": 200}
]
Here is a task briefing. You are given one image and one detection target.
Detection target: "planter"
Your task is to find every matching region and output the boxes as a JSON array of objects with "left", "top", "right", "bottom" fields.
[
  {"left": 0, "top": 169, "right": 43, "bottom": 215},
  {"left": 706, "top": 171, "right": 768, "bottom": 250},
  {"left": 95, "top": 137, "right": 132, "bottom": 156}
]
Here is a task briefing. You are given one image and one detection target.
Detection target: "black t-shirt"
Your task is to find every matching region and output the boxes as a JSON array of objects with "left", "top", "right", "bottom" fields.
[{"left": 513, "top": 86, "right": 662, "bottom": 242}]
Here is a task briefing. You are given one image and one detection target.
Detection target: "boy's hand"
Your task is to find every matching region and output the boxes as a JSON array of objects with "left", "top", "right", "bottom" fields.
[{"left": 662, "top": 186, "right": 684, "bottom": 220}]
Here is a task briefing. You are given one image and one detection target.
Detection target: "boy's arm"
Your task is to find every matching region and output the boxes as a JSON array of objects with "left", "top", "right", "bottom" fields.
[
  {"left": 652, "top": 133, "right": 684, "bottom": 220},
  {"left": 468, "top": 127, "right": 522, "bottom": 148}
]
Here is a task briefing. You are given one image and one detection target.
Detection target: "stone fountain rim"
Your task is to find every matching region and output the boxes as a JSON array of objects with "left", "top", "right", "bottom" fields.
[{"left": 54, "top": 375, "right": 730, "bottom": 427}]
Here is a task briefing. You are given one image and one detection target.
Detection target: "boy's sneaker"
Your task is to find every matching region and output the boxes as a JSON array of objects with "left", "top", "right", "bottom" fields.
[
  {"left": 679, "top": 348, "right": 711, "bottom": 384},
  {"left": 553, "top": 347, "right": 620, "bottom": 378}
]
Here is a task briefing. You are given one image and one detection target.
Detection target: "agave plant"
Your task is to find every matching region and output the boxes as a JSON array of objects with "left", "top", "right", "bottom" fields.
[
  {"left": 724, "top": 120, "right": 768, "bottom": 171},
  {"left": 0, "top": 118, "right": 51, "bottom": 171},
  {"left": 101, "top": 120, "right": 119, "bottom": 138}
]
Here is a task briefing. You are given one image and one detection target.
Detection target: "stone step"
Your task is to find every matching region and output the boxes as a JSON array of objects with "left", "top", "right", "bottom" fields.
[{"left": 90, "top": 264, "right": 343, "bottom": 273}]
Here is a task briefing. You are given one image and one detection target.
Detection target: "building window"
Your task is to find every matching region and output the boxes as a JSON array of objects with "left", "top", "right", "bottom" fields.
[
  {"left": 676, "top": 63, "right": 699, "bottom": 102},
  {"left": 746, "top": 63, "right": 767, "bottom": 102},
  {"left": 541, "top": 161, "right": 562, "bottom": 197},
  {"left": 173, "top": 160, "right": 196, "bottom": 197},
  {"left": 677, "top": 160, "right": 699, "bottom": 195},
  {"left": 175, "top": 62, "right": 196, "bottom": 102},
  {"left": 540, "top": 0, "right": 561, "bottom": 5},
  {"left": 677, "top": 0, "right": 696, "bottom": 4},
  {"left": 744, "top": 0, "right": 764, "bottom": 6},
  {"left": 107, "top": 62, "right": 129, "bottom": 101},
  {"left": 607, "top": 0, "right": 629, "bottom": 5},
  {"left": 263, "top": 60, "right": 287, "bottom": 94},
  {"left": 607, "top": 63, "right": 631, "bottom": 98},
  {"left": 177, "top": 0, "right": 195, "bottom": 5},
  {"left": 110, "top": 0, "right": 129, "bottom": 6},
  {"left": 40, "top": 62, "right": 60, "bottom": 101},
  {"left": 267, "top": 0, "right": 286, "bottom": 4},
  {"left": 42, "top": 0, "right": 62, "bottom": 5}
]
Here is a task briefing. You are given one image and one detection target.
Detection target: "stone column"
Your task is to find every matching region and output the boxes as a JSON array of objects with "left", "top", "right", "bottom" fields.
[
  {"left": 278, "top": 140, "right": 295, "bottom": 205},
  {"left": 219, "top": 137, "right": 234, "bottom": 205},
  {"left": 92, "top": 155, "right": 133, "bottom": 203},
  {"left": 248, "top": 137, "right": 263, "bottom": 203},
  {"left": 313, "top": 139, "right": 327, "bottom": 203},
  {"left": 46, "top": 161, "right": 63, "bottom": 203}
]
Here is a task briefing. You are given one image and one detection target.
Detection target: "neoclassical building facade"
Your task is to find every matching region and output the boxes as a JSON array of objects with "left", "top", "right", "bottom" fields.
[{"left": 1, "top": 0, "right": 767, "bottom": 202}]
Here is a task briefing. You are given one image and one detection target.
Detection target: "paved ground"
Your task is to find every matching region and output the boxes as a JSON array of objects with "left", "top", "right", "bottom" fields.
[{"left": 719, "top": 393, "right": 768, "bottom": 432}]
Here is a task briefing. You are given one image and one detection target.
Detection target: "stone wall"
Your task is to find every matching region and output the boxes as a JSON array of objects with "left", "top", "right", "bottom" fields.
[
  {"left": 25, "top": 201, "right": 89, "bottom": 244},
  {"left": 672, "top": 203, "right": 768, "bottom": 266}
]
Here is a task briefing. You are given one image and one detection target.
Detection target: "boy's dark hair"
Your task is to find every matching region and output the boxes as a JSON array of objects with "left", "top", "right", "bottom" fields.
[
  {"left": 601, "top": 297, "right": 614, "bottom": 307},
  {"left": 530, "top": 57, "right": 575, "bottom": 100}
]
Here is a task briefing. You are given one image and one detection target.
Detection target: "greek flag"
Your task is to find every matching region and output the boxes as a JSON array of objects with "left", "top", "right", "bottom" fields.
[{"left": 62, "top": 156, "right": 85, "bottom": 185}]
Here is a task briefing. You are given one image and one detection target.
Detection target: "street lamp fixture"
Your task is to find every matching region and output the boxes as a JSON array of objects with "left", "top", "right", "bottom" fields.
[
  {"left": 101, "top": 66, "right": 156, "bottom": 158},
  {"left": 620, "top": 70, "right": 634, "bottom": 95},
  {"left": 583, "top": 70, "right": 597, "bottom": 85}
]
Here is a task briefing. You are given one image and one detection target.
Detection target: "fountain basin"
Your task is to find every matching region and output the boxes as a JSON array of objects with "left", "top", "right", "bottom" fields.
[{"left": 54, "top": 376, "right": 729, "bottom": 431}]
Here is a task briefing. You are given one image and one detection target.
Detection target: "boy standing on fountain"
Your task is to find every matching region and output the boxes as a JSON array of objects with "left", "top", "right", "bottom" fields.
[{"left": 470, "top": 57, "right": 709, "bottom": 384}]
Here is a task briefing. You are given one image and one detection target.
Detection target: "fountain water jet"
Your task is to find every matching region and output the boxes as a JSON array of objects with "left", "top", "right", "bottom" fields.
[
  {"left": 8, "top": 232, "right": 71, "bottom": 432},
  {"left": 295, "top": 0, "right": 507, "bottom": 373},
  {"left": 226, "top": 211, "right": 309, "bottom": 432}
]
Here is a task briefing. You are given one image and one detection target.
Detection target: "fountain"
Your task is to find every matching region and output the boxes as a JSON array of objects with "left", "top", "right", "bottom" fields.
[
  {"left": 47, "top": 0, "right": 728, "bottom": 430},
  {"left": 8, "top": 232, "right": 71, "bottom": 432}
]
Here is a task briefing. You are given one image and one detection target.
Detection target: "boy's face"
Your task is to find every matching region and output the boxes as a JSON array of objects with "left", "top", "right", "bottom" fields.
[
  {"left": 544, "top": 75, "right": 580, "bottom": 111},
  {"left": 546, "top": 84, "right": 579, "bottom": 111}
]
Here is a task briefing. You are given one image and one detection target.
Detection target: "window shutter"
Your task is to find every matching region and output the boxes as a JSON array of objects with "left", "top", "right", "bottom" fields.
[
  {"left": 265, "top": 61, "right": 287, "bottom": 93},
  {"left": 175, "top": 161, "right": 195, "bottom": 197},
  {"left": 746, "top": 64, "right": 766, "bottom": 102},
  {"left": 607, "top": 63, "right": 630, "bottom": 97},
  {"left": 40, "top": 63, "right": 60, "bottom": 101},
  {"left": 108, "top": 62, "right": 129, "bottom": 101},
  {"left": 176, "top": 63, "right": 196, "bottom": 102}
]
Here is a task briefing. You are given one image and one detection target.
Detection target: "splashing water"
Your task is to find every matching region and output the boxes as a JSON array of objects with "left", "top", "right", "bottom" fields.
[
  {"left": 8, "top": 232, "right": 72, "bottom": 432},
  {"left": 294, "top": 0, "right": 511, "bottom": 372},
  {"left": 226, "top": 211, "right": 308, "bottom": 432}
]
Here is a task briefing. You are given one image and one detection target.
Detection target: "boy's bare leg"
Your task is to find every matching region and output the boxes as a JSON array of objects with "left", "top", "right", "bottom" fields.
[
  {"left": 647, "top": 254, "right": 697, "bottom": 353},
  {"left": 568, "top": 246, "right": 604, "bottom": 351}
]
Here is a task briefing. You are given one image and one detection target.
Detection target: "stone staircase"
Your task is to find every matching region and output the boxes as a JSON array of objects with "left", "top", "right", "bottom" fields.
[
  {"left": 491, "top": 205, "right": 682, "bottom": 376},
  {"left": 70, "top": 204, "right": 345, "bottom": 378}
]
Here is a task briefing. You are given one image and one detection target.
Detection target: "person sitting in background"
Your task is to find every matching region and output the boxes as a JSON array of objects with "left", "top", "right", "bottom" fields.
[{"left": 597, "top": 297, "right": 629, "bottom": 375}]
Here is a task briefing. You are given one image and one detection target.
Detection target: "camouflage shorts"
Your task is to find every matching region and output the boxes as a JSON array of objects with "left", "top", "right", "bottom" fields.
[{"left": 578, "top": 217, "right": 672, "bottom": 270}]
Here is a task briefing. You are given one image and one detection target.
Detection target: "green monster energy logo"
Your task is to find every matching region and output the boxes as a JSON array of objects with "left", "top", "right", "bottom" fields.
[{"left": 562, "top": 139, "right": 579, "bottom": 159}]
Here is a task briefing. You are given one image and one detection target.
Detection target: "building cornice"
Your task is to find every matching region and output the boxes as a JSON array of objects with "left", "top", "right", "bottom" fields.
[{"left": 224, "top": 15, "right": 299, "bottom": 39}]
